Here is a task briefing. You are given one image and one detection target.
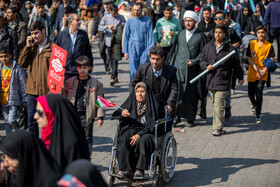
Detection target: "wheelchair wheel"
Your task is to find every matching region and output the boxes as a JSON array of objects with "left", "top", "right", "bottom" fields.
[{"left": 160, "top": 132, "right": 177, "bottom": 184}]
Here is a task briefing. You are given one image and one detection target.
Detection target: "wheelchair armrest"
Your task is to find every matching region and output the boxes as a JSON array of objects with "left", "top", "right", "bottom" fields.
[{"left": 155, "top": 118, "right": 167, "bottom": 125}]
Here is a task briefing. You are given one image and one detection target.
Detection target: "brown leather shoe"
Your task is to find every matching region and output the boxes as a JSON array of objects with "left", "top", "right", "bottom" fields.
[
  {"left": 118, "top": 171, "right": 133, "bottom": 182},
  {"left": 110, "top": 79, "right": 115, "bottom": 86},
  {"left": 114, "top": 78, "right": 119, "bottom": 83}
]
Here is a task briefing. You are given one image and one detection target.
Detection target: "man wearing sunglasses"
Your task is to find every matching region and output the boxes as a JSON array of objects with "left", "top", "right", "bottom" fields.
[{"left": 207, "top": 10, "right": 241, "bottom": 49}]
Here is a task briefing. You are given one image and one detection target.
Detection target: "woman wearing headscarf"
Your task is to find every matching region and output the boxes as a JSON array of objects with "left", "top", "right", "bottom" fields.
[
  {"left": 253, "top": 3, "right": 266, "bottom": 28},
  {"left": 0, "top": 130, "right": 62, "bottom": 187},
  {"left": 57, "top": 159, "right": 108, "bottom": 187},
  {"left": 236, "top": 5, "right": 255, "bottom": 36},
  {"left": 112, "top": 82, "right": 163, "bottom": 181},
  {"left": 34, "top": 94, "right": 89, "bottom": 169},
  {"left": 118, "top": 1, "right": 131, "bottom": 21}
]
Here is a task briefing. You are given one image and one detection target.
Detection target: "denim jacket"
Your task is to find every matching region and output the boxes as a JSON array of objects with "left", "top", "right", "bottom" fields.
[{"left": 0, "top": 60, "right": 27, "bottom": 106}]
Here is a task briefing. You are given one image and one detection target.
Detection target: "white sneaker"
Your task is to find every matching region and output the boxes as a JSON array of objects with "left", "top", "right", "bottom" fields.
[
  {"left": 256, "top": 116, "right": 261, "bottom": 124},
  {"left": 251, "top": 105, "right": 256, "bottom": 115}
]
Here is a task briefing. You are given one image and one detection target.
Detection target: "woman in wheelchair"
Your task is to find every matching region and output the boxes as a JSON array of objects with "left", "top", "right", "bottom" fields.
[{"left": 112, "top": 82, "right": 163, "bottom": 181}]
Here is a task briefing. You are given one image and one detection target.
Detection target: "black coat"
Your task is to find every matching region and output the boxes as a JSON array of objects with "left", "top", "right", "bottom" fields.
[
  {"left": 200, "top": 40, "right": 244, "bottom": 91},
  {"left": 0, "top": 25, "right": 19, "bottom": 61},
  {"left": 56, "top": 28, "right": 93, "bottom": 75},
  {"left": 130, "top": 63, "right": 178, "bottom": 111}
]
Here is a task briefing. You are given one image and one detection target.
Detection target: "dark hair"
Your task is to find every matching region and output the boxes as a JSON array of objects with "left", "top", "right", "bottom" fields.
[
  {"left": 0, "top": 45, "right": 11, "bottom": 54},
  {"left": 110, "top": 4, "right": 118, "bottom": 12},
  {"left": 255, "top": 25, "right": 267, "bottom": 32},
  {"left": 149, "top": 45, "right": 165, "bottom": 58},
  {"left": 76, "top": 56, "right": 91, "bottom": 67},
  {"left": 52, "top": 0, "right": 60, "bottom": 3},
  {"left": 134, "top": 2, "right": 143, "bottom": 9},
  {"left": 36, "top": 0, "right": 46, "bottom": 6},
  {"left": 164, "top": 5, "right": 173, "bottom": 11},
  {"left": 224, "top": 11, "right": 231, "bottom": 17},
  {"left": 64, "top": 5, "right": 75, "bottom": 14},
  {"left": 30, "top": 21, "right": 45, "bottom": 32},
  {"left": 203, "top": 6, "right": 211, "bottom": 12},
  {"left": 214, "top": 10, "right": 224, "bottom": 18},
  {"left": 214, "top": 24, "right": 227, "bottom": 34},
  {"left": 6, "top": 6, "right": 17, "bottom": 14}
]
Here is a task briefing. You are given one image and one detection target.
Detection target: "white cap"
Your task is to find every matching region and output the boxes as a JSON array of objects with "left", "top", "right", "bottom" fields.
[{"left": 183, "top": 10, "right": 199, "bottom": 22}]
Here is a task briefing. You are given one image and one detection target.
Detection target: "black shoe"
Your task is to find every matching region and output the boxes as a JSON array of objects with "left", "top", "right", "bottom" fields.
[
  {"left": 186, "top": 120, "right": 195, "bottom": 127},
  {"left": 199, "top": 113, "right": 206, "bottom": 119},
  {"left": 133, "top": 169, "right": 144, "bottom": 179},
  {"left": 225, "top": 105, "right": 231, "bottom": 120},
  {"left": 118, "top": 171, "right": 133, "bottom": 181},
  {"left": 173, "top": 117, "right": 181, "bottom": 124}
]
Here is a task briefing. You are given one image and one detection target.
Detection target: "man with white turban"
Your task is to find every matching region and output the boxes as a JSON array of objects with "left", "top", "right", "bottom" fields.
[{"left": 167, "top": 10, "right": 207, "bottom": 127}]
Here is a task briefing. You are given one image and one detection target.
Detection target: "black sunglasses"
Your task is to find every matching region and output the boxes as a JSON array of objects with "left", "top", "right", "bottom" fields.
[
  {"left": 214, "top": 16, "right": 223, "bottom": 20},
  {"left": 36, "top": 109, "right": 44, "bottom": 117}
]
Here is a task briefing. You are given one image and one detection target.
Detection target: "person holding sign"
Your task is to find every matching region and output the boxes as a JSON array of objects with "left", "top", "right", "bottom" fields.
[
  {"left": 18, "top": 21, "right": 53, "bottom": 138},
  {"left": 200, "top": 25, "right": 244, "bottom": 136}
]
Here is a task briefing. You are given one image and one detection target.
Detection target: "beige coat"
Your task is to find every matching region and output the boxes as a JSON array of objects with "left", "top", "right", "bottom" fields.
[{"left": 64, "top": 75, "right": 105, "bottom": 125}]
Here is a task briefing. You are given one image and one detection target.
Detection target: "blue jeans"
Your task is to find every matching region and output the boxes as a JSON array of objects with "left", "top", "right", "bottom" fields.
[
  {"left": 27, "top": 94, "right": 39, "bottom": 137},
  {"left": 2, "top": 105, "right": 19, "bottom": 135}
]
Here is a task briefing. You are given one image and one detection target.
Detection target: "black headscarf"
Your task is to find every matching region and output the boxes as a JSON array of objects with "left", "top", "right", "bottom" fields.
[
  {"left": 43, "top": 94, "right": 89, "bottom": 169},
  {"left": 113, "top": 84, "right": 163, "bottom": 137},
  {"left": 62, "top": 159, "right": 108, "bottom": 187},
  {"left": 1, "top": 130, "right": 62, "bottom": 187}
]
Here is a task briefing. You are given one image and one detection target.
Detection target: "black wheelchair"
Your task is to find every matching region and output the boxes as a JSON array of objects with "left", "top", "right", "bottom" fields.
[{"left": 108, "top": 115, "right": 177, "bottom": 186}]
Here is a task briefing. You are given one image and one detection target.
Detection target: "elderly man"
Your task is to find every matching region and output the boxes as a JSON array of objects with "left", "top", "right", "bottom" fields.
[
  {"left": 56, "top": 13, "right": 93, "bottom": 80},
  {"left": 123, "top": 3, "right": 154, "bottom": 80},
  {"left": 167, "top": 11, "right": 207, "bottom": 127}
]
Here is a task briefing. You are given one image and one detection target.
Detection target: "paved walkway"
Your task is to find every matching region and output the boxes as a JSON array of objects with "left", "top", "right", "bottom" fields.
[
  {"left": 0, "top": 42, "right": 279, "bottom": 187},
  {"left": 89, "top": 43, "right": 280, "bottom": 187}
]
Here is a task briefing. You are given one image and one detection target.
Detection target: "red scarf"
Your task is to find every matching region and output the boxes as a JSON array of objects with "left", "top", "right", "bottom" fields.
[{"left": 36, "top": 95, "right": 55, "bottom": 149}]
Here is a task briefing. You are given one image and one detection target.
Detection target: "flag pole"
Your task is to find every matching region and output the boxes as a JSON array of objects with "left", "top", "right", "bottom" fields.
[{"left": 190, "top": 50, "right": 236, "bottom": 84}]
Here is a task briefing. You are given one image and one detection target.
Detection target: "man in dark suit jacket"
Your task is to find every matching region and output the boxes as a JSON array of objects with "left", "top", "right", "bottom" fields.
[
  {"left": 56, "top": 13, "right": 93, "bottom": 80},
  {"left": 130, "top": 46, "right": 178, "bottom": 132}
]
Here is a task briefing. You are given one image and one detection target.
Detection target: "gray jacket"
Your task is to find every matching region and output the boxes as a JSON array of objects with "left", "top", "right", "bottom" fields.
[{"left": 0, "top": 61, "right": 27, "bottom": 106}]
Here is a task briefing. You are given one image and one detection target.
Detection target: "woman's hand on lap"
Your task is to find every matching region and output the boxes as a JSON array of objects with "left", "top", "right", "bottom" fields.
[{"left": 130, "top": 134, "right": 140, "bottom": 146}]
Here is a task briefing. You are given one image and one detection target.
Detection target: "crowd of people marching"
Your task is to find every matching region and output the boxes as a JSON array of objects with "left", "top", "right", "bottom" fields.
[{"left": 0, "top": 0, "right": 278, "bottom": 186}]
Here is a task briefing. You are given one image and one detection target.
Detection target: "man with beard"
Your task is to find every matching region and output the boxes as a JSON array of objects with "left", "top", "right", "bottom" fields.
[
  {"left": 18, "top": 21, "right": 52, "bottom": 137},
  {"left": 123, "top": 3, "right": 154, "bottom": 80},
  {"left": 167, "top": 11, "right": 207, "bottom": 127},
  {"left": 197, "top": 6, "right": 216, "bottom": 35},
  {"left": 153, "top": 6, "right": 182, "bottom": 57}
]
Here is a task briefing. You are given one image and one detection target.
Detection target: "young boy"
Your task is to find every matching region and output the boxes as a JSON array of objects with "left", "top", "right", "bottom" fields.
[
  {"left": 63, "top": 56, "right": 105, "bottom": 156},
  {"left": 0, "top": 47, "right": 26, "bottom": 135}
]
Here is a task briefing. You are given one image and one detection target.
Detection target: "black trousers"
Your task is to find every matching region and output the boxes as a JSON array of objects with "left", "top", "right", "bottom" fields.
[
  {"left": 111, "top": 59, "right": 118, "bottom": 79},
  {"left": 248, "top": 80, "right": 265, "bottom": 117},
  {"left": 268, "top": 29, "right": 280, "bottom": 62},
  {"left": 77, "top": 112, "right": 93, "bottom": 154},
  {"left": 117, "top": 129, "right": 154, "bottom": 172}
]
